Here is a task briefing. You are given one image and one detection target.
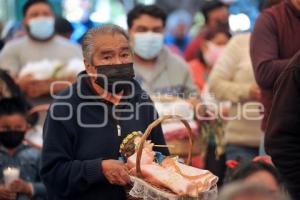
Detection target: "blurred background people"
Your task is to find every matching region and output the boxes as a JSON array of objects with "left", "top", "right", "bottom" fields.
[
  {"left": 0, "top": 69, "right": 26, "bottom": 100},
  {"left": 218, "top": 182, "right": 289, "bottom": 200},
  {"left": 54, "top": 16, "right": 74, "bottom": 40},
  {"left": 0, "top": 0, "right": 82, "bottom": 99},
  {"left": 0, "top": 21, "right": 26, "bottom": 51},
  {"left": 0, "top": 69, "right": 39, "bottom": 126},
  {"left": 0, "top": 98, "right": 46, "bottom": 200},
  {"left": 189, "top": 27, "right": 230, "bottom": 93},
  {"left": 208, "top": 33, "right": 262, "bottom": 161},
  {"left": 225, "top": 159, "right": 284, "bottom": 193},
  {"left": 127, "top": 5, "right": 198, "bottom": 98},
  {"left": 164, "top": 9, "right": 192, "bottom": 54},
  {"left": 185, "top": 1, "right": 229, "bottom": 61}
]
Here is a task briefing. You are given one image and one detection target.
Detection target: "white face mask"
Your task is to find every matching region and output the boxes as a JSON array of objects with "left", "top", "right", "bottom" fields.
[
  {"left": 133, "top": 32, "right": 164, "bottom": 60},
  {"left": 28, "top": 17, "right": 55, "bottom": 40},
  {"left": 203, "top": 42, "right": 225, "bottom": 67}
]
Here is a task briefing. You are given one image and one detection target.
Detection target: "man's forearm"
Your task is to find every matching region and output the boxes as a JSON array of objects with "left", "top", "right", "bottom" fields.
[{"left": 254, "top": 59, "right": 290, "bottom": 89}]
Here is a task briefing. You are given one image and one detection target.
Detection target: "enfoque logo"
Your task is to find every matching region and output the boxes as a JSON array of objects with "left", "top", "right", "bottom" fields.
[{"left": 49, "top": 75, "right": 264, "bottom": 128}]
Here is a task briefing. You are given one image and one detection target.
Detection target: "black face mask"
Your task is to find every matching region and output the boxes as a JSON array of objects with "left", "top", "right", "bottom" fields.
[
  {"left": 94, "top": 63, "right": 135, "bottom": 94},
  {"left": 0, "top": 131, "right": 25, "bottom": 149}
]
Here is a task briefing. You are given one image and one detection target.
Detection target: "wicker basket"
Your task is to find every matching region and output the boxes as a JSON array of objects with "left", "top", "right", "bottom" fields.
[{"left": 128, "top": 115, "right": 217, "bottom": 200}]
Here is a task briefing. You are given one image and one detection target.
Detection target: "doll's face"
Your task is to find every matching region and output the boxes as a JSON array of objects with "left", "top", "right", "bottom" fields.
[{"left": 134, "top": 136, "right": 154, "bottom": 151}]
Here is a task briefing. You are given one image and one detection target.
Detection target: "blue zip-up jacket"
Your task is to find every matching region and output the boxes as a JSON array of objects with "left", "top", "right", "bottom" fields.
[{"left": 41, "top": 72, "right": 169, "bottom": 200}]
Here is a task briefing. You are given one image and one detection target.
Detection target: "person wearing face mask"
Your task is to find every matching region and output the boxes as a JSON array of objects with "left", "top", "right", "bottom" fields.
[
  {"left": 0, "top": 98, "right": 46, "bottom": 200},
  {"left": 185, "top": 1, "right": 230, "bottom": 61},
  {"left": 208, "top": 33, "right": 262, "bottom": 162},
  {"left": 40, "top": 24, "right": 169, "bottom": 200},
  {"left": 0, "top": 0, "right": 82, "bottom": 99},
  {"left": 188, "top": 27, "right": 230, "bottom": 93},
  {"left": 127, "top": 5, "right": 198, "bottom": 99}
]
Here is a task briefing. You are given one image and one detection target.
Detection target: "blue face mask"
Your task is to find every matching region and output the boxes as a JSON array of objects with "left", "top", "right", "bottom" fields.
[
  {"left": 133, "top": 32, "right": 164, "bottom": 60},
  {"left": 28, "top": 17, "right": 55, "bottom": 40}
]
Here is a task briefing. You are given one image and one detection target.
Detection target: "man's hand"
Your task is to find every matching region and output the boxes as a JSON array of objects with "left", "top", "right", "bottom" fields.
[
  {"left": 9, "top": 179, "right": 33, "bottom": 196},
  {"left": 0, "top": 185, "right": 16, "bottom": 200},
  {"left": 102, "top": 160, "right": 130, "bottom": 186},
  {"left": 17, "top": 75, "right": 49, "bottom": 98},
  {"left": 249, "top": 84, "right": 261, "bottom": 101},
  {"left": 26, "top": 79, "right": 51, "bottom": 98}
]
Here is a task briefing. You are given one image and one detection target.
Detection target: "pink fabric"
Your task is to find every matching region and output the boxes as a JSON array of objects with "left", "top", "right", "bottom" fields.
[
  {"left": 162, "top": 121, "right": 198, "bottom": 141},
  {"left": 161, "top": 158, "right": 218, "bottom": 192},
  {"left": 140, "top": 164, "right": 198, "bottom": 197},
  {"left": 127, "top": 149, "right": 155, "bottom": 169}
]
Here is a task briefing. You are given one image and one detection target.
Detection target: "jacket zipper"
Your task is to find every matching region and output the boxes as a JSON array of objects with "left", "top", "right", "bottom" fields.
[{"left": 117, "top": 124, "right": 121, "bottom": 137}]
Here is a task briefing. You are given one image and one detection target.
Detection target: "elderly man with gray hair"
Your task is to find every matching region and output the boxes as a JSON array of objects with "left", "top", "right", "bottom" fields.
[{"left": 40, "top": 24, "right": 169, "bottom": 200}]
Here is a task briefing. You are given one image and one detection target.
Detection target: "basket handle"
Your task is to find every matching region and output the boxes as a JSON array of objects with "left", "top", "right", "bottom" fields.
[{"left": 136, "top": 115, "right": 193, "bottom": 178}]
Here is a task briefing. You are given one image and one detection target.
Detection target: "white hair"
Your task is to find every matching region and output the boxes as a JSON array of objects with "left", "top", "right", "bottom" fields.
[{"left": 81, "top": 24, "right": 130, "bottom": 63}]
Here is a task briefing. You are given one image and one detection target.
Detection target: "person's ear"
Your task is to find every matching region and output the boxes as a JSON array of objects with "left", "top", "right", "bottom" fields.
[
  {"left": 128, "top": 28, "right": 133, "bottom": 35},
  {"left": 84, "top": 59, "right": 96, "bottom": 77},
  {"left": 23, "top": 15, "right": 29, "bottom": 28},
  {"left": 84, "top": 59, "right": 91, "bottom": 71}
]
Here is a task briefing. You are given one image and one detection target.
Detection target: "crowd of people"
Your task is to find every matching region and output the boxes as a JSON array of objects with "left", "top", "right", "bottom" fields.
[{"left": 0, "top": 0, "right": 299, "bottom": 199}]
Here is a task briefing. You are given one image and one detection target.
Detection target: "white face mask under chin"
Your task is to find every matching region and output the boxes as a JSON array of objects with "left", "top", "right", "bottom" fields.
[{"left": 133, "top": 32, "right": 164, "bottom": 60}]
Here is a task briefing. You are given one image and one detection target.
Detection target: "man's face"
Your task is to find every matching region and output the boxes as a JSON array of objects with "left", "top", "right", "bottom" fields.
[
  {"left": 85, "top": 33, "right": 133, "bottom": 76},
  {"left": 23, "top": 2, "right": 55, "bottom": 40},
  {"left": 24, "top": 3, "right": 54, "bottom": 27},
  {"left": 129, "top": 14, "right": 165, "bottom": 60},
  {"left": 129, "top": 14, "right": 164, "bottom": 37},
  {"left": 207, "top": 6, "right": 229, "bottom": 29},
  {"left": 291, "top": 0, "right": 300, "bottom": 10},
  {"left": 0, "top": 114, "right": 28, "bottom": 133}
]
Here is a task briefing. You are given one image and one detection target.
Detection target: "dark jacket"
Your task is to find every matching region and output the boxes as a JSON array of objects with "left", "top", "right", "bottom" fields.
[
  {"left": 266, "top": 50, "right": 300, "bottom": 200},
  {"left": 41, "top": 72, "right": 169, "bottom": 200},
  {"left": 250, "top": 0, "right": 300, "bottom": 130},
  {"left": 0, "top": 144, "right": 46, "bottom": 200}
]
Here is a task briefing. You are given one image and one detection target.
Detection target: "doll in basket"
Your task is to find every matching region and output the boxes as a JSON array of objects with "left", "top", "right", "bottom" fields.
[{"left": 119, "top": 132, "right": 218, "bottom": 197}]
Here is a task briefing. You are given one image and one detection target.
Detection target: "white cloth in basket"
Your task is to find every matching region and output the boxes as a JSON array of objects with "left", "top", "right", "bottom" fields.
[{"left": 129, "top": 176, "right": 218, "bottom": 200}]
